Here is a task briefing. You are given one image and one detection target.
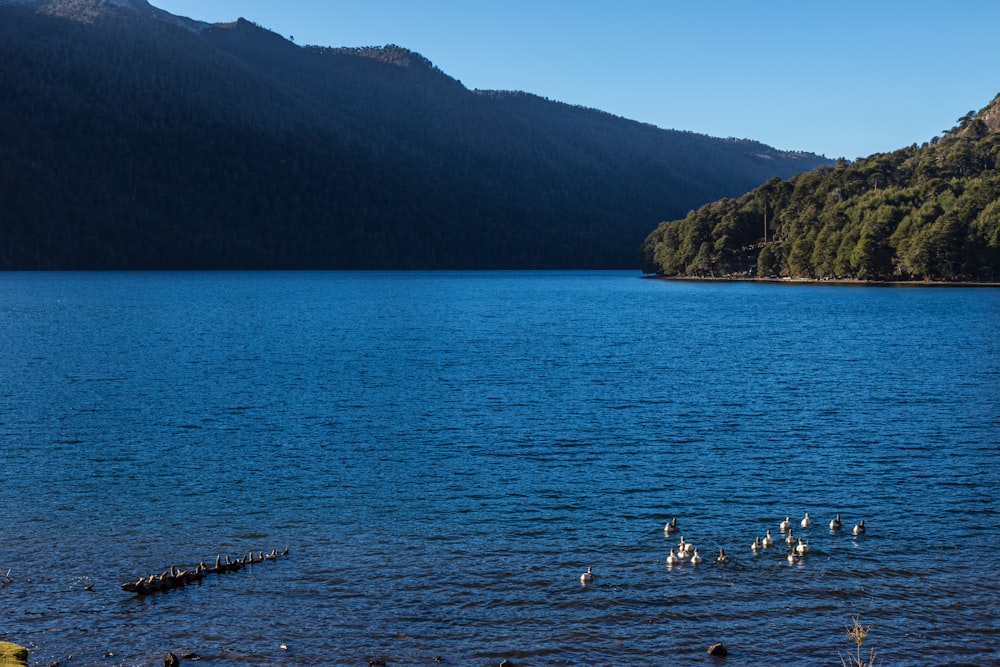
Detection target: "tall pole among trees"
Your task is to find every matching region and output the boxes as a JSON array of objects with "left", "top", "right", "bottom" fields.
[{"left": 763, "top": 201, "right": 768, "bottom": 244}]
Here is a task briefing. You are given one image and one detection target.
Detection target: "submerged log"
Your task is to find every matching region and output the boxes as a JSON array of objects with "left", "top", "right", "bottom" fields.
[{"left": 120, "top": 547, "right": 289, "bottom": 596}]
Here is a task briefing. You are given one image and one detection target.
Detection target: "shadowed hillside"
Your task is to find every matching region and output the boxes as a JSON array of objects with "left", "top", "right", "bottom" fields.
[{"left": 0, "top": 0, "right": 830, "bottom": 269}]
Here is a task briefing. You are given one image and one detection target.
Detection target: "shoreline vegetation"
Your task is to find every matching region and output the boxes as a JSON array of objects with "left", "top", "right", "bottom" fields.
[{"left": 641, "top": 93, "right": 1000, "bottom": 283}]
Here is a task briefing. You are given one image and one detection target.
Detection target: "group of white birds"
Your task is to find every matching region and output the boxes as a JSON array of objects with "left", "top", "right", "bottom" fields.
[{"left": 580, "top": 512, "right": 868, "bottom": 584}]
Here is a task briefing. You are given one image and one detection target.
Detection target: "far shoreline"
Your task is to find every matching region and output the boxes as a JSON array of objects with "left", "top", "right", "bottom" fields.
[{"left": 642, "top": 274, "right": 1000, "bottom": 288}]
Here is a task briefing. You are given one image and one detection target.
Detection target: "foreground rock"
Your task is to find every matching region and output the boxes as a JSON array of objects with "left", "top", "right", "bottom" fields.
[{"left": 0, "top": 642, "right": 28, "bottom": 667}]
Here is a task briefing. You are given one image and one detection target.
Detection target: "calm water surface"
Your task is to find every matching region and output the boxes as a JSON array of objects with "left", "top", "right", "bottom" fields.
[{"left": 1, "top": 271, "right": 998, "bottom": 666}]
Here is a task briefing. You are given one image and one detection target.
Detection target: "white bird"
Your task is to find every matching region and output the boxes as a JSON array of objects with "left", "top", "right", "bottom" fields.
[
  {"left": 780, "top": 517, "right": 792, "bottom": 532},
  {"left": 853, "top": 520, "right": 866, "bottom": 535},
  {"left": 830, "top": 514, "right": 842, "bottom": 530},
  {"left": 715, "top": 548, "right": 730, "bottom": 564},
  {"left": 580, "top": 566, "right": 594, "bottom": 584},
  {"left": 678, "top": 536, "right": 693, "bottom": 555},
  {"left": 800, "top": 513, "right": 811, "bottom": 528},
  {"left": 762, "top": 530, "right": 774, "bottom": 548},
  {"left": 785, "top": 529, "right": 796, "bottom": 546},
  {"left": 786, "top": 549, "right": 798, "bottom": 564},
  {"left": 664, "top": 517, "right": 678, "bottom": 535},
  {"left": 690, "top": 548, "right": 702, "bottom": 564},
  {"left": 666, "top": 548, "right": 680, "bottom": 566},
  {"left": 795, "top": 538, "right": 809, "bottom": 556},
  {"left": 751, "top": 536, "right": 763, "bottom": 553}
]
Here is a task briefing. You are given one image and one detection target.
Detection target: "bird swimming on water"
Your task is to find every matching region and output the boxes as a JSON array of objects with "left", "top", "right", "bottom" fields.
[
  {"left": 780, "top": 517, "right": 792, "bottom": 532},
  {"left": 580, "top": 566, "right": 594, "bottom": 584},
  {"left": 715, "top": 548, "right": 730, "bottom": 564},
  {"left": 690, "top": 548, "right": 702, "bottom": 564},
  {"left": 830, "top": 514, "right": 842, "bottom": 530},
  {"left": 751, "top": 536, "right": 763, "bottom": 553},
  {"left": 678, "top": 536, "right": 693, "bottom": 556},
  {"left": 667, "top": 548, "right": 681, "bottom": 566},
  {"left": 800, "top": 512, "right": 811, "bottom": 528},
  {"left": 853, "top": 520, "right": 866, "bottom": 535},
  {"left": 795, "top": 538, "right": 809, "bottom": 556},
  {"left": 762, "top": 530, "right": 774, "bottom": 548},
  {"left": 664, "top": 517, "right": 678, "bottom": 535}
]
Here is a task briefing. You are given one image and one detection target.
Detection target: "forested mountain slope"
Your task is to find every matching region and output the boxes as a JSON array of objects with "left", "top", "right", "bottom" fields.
[
  {"left": 0, "top": 0, "right": 829, "bottom": 269},
  {"left": 641, "top": 94, "right": 1000, "bottom": 281}
]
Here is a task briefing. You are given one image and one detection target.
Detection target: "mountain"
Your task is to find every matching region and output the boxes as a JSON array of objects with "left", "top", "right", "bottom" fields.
[
  {"left": 640, "top": 94, "right": 1000, "bottom": 281},
  {"left": 0, "top": 0, "right": 831, "bottom": 269}
]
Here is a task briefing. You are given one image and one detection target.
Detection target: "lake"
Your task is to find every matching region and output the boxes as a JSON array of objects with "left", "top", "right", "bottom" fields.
[{"left": 1, "top": 271, "right": 998, "bottom": 666}]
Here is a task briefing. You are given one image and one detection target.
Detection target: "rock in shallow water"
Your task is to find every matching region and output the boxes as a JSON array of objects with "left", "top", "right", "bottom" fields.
[
  {"left": 707, "top": 642, "right": 728, "bottom": 657},
  {"left": 0, "top": 642, "right": 29, "bottom": 667}
]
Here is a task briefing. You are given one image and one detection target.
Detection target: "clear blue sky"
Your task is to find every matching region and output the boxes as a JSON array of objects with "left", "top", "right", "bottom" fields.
[{"left": 153, "top": 0, "right": 999, "bottom": 160}]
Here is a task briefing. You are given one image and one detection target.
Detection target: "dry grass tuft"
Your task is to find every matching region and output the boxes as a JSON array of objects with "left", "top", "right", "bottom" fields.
[{"left": 840, "top": 616, "right": 879, "bottom": 667}]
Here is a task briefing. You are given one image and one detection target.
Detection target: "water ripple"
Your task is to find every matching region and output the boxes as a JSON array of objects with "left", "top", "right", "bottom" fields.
[{"left": 1, "top": 272, "right": 998, "bottom": 666}]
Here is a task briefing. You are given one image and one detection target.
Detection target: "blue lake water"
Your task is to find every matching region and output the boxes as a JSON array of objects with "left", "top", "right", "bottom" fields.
[{"left": 1, "top": 271, "right": 998, "bottom": 666}]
